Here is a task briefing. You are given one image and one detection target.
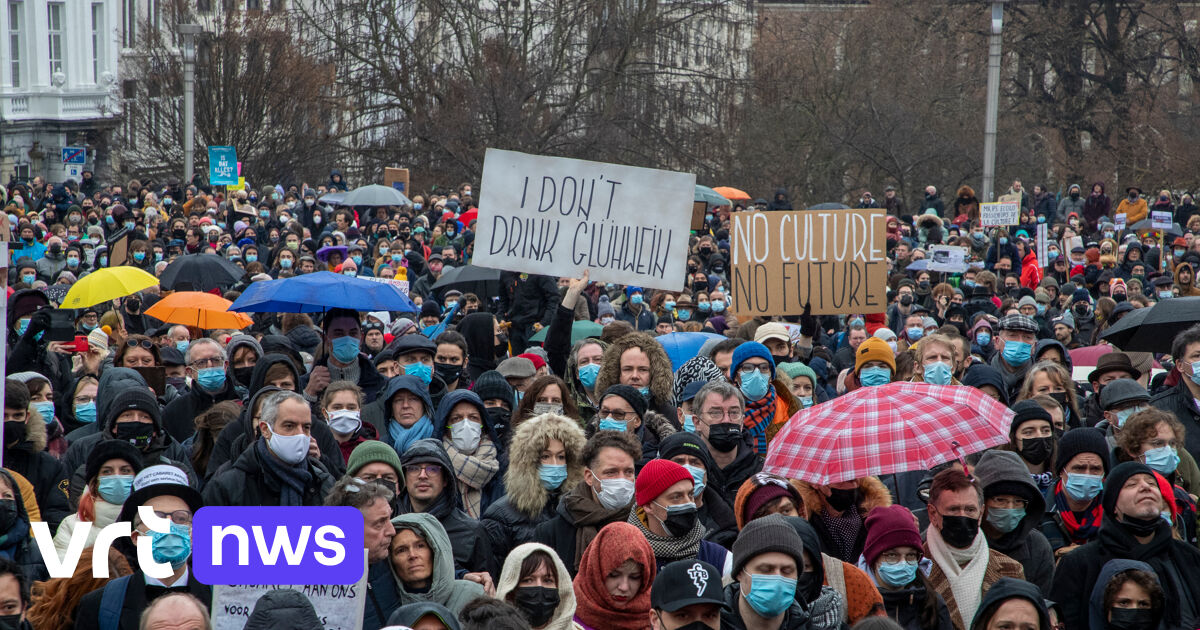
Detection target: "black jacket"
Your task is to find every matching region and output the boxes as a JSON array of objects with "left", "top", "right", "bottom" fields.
[
  {"left": 202, "top": 440, "right": 335, "bottom": 507},
  {"left": 2, "top": 422, "right": 69, "bottom": 532},
  {"left": 73, "top": 570, "right": 212, "bottom": 630},
  {"left": 481, "top": 490, "right": 562, "bottom": 561},
  {"left": 499, "top": 272, "right": 558, "bottom": 326},
  {"left": 974, "top": 451, "right": 1056, "bottom": 596},
  {"left": 721, "top": 582, "right": 811, "bottom": 630},
  {"left": 1150, "top": 381, "right": 1200, "bottom": 461},
  {"left": 708, "top": 437, "right": 763, "bottom": 506},
  {"left": 162, "top": 368, "right": 242, "bottom": 442},
  {"left": 879, "top": 581, "right": 955, "bottom": 630},
  {"left": 244, "top": 588, "right": 323, "bottom": 630},
  {"left": 362, "top": 560, "right": 401, "bottom": 630}
]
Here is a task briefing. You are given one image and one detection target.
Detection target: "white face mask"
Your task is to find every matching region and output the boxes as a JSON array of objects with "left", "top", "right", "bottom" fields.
[
  {"left": 327, "top": 409, "right": 361, "bottom": 436},
  {"left": 450, "top": 419, "right": 482, "bottom": 453},
  {"left": 267, "top": 430, "right": 310, "bottom": 465},
  {"left": 305, "top": 198, "right": 315, "bottom": 207},
  {"left": 592, "top": 474, "right": 635, "bottom": 510}
]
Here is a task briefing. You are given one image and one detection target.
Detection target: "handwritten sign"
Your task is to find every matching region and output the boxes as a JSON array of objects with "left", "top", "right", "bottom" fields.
[
  {"left": 731, "top": 209, "right": 887, "bottom": 315},
  {"left": 209, "top": 146, "right": 238, "bottom": 186},
  {"left": 211, "top": 564, "right": 367, "bottom": 630},
  {"left": 362, "top": 275, "right": 410, "bottom": 296},
  {"left": 1151, "top": 211, "right": 1173, "bottom": 230},
  {"left": 384, "top": 167, "right": 410, "bottom": 194},
  {"left": 473, "top": 149, "right": 694, "bottom": 291},
  {"left": 927, "top": 245, "right": 968, "bottom": 273},
  {"left": 980, "top": 202, "right": 1020, "bottom": 227},
  {"left": 1114, "top": 213, "right": 1127, "bottom": 231}
]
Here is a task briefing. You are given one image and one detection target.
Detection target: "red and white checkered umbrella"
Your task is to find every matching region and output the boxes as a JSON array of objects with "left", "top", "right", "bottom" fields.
[{"left": 764, "top": 381, "right": 1013, "bottom": 486}]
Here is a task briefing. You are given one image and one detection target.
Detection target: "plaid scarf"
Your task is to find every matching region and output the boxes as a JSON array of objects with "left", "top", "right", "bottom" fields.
[
  {"left": 1053, "top": 478, "right": 1103, "bottom": 545},
  {"left": 442, "top": 435, "right": 500, "bottom": 518},
  {"left": 627, "top": 505, "right": 703, "bottom": 563},
  {"left": 743, "top": 385, "right": 778, "bottom": 456}
]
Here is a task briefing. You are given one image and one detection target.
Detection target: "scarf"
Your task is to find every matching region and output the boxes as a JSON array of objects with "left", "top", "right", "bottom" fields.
[
  {"left": 743, "top": 385, "right": 778, "bottom": 456},
  {"left": 572, "top": 522, "right": 655, "bottom": 630},
  {"left": 821, "top": 504, "right": 862, "bottom": 561},
  {"left": 388, "top": 416, "right": 433, "bottom": 454},
  {"left": 926, "top": 523, "right": 989, "bottom": 628},
  {"left": 560, "top": 482, "right": 631, "bottom": 572},
  {"left": 255, "top": 439, "right": 312, "bottom": 506},
  {"left": 1053, "top": 479, "right": 1103, "bottom": 545},
  {"left": 442, "top": 435, "right": 499, "bottom": 518},
  {"left": 0, "top": 517, "right": 29, "bottom": 561},
  {"left": 626, "top": 506, "right": 702, "bottom": 564},
  {"left": 809, "top": 586, "right": 848, "bottom": 630}
]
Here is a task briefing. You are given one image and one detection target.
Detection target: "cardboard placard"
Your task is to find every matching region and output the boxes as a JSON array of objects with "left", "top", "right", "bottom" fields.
[
  {"left": 691, "top": 201, "right": 708, "bottom": 231},
  {"left": 980, "top": 202, "right": 1020, "bottom": 227},
  {"left": 927, "top": 245, "right": 968, "bottom": 273},
  {"left": 211, "top": 557, "right": 367, "bottom": 630},
  {"left": 1151, "top": 211, "right": 1173, "bottom": 230},
  {"left": 473, "top": 148, "right": 695, "bottom": 291},
  {"left": 361, "top": 275, "right": 410, "bottom": 296},
  {"left": 730, "top": 209, "right": 887, "bottom": 315},
  {"left": 384, "top": 167, "right": 410, "bottom": 195}
]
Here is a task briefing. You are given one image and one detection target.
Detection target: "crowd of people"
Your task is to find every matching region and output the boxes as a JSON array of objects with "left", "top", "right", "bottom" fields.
[{"left": 0, "top": 170, "right": 1197, "bottom": 630}]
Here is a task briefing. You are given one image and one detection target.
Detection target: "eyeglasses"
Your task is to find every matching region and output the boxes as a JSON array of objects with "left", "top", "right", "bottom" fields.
[
  {"left": 404, "top": 464, "right": 443, "bottom": 477},
  {"left": 189, "top": 357, "right": 224, "bottom": 369},
  {"left": 598, "top": 409, "right": 637, "bottom": 421},
  {"left": 124, "top": 339, "right": 154, "bottom": 350},
  {"left": 880, "top": 551, "right": 921, "bottom": 564},
  {"left": 154, "top": 509, "right": 193, "bottom": 525},
  {"left": 738, "top": 362, "right": 771, "bottom": 376},
  {"left": 701, "top": 408, "right": 742, "bottom": 422}
]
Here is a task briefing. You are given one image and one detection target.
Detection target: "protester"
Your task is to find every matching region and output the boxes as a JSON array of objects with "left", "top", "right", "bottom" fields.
[
  {"left": 971, "top": 451, "right": 1054, "bottom": 595},
  {"left": 571, "top": 521, "right": 657, "bottom": 630},
  {"left": 722, "top": 514, "right": 809, "bottom": 630},
  {"left": 860, "top": 505, "right": 954, "bottom": 630},
  {"left": 628, "top": 459, "right": 732, "bottom": 574},
  {"left": 494, "top": 542, "right": 576, "bottom": 630},
  {"left": 1040, "top": 427, "right": 1110, "bottom": 557},
  {"left": 387, "top": 513, "right": 485, "bottom": 616}
]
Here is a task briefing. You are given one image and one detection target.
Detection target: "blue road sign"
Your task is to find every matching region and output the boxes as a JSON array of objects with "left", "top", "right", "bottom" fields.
[{"left": 62, "top": 147, "right": 86, "bottom": 164}]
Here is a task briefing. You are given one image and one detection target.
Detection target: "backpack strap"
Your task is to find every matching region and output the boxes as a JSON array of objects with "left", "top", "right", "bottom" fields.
[
  {"left": 821, "top": 553, "right": 848, "bottom": 622},
  {"left": 98, "top": 574, "right": 132, "bottom": 630}
]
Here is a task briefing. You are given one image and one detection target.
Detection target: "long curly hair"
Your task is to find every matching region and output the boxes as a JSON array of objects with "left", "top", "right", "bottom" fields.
[{"left": 27, "top": 546, "right": 133, "bottom": 630}]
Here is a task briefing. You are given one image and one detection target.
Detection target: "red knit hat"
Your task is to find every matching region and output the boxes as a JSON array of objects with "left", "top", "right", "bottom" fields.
[
  {"left": 635, "top": 460, "right": 692, "bottom": 506},
  {"left": 862, "top": 504, "right": 923, "bottom": 565},
  {"left": 517, "top": 353, "right": 547, "bottom": 372}
]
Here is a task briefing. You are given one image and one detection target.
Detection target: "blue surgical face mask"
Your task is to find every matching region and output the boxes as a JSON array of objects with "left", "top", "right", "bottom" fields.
[
  {"left": 630, "top": 294, "right": 643, "bottom": 305},
  {"left": 1001, "top": 340, "right": 1032, "bottom": 367},
  {"left": 20, "top": 274, "right": 34, "bottom": 285},
  {"left": 1114, "top": 405, "right": 1145, "bottom": 428},
  {"left": 403, "top": 360, "right": 433, "bottom": 386},
  {"left": 698, "top": 301, "right": 710, "bottom": 312},
  {"left": 15, "top": 318, "right": 29, "bottom": 335},
  {"left": 711, "top": 300, "right": 726, "bottom": 313},
  {"left": 196, "top": 366, "right": 226, "bottom": 391},
  {"left": 352, "top": 255, "right": 363, "bottom": 266},
  {"left": 149, "top": 522, "right": 192, "bottom": 569},
  {"left": 1064, "top": 472, "right": 1104, "bottom": 502},
  {"left": 799, "top": 396, "right": 813, "bottom": 408},
  {"left": 245, "top": 254, "right": 257, "bottom": 263},
  {"left": 1047, "top": 250, "right": 1059, "bottom": 262},
  {"left": 74, "top": 401, "right": 97, "bottom": 424},
  {"left": 280, "top": 258, "right": 293, "bottom": 269},
  {"left": 876, "top": 559, "right": 919, "bottom": 588},
  {"left": 976, "top": 332, "right": 992, "bottom": 347},
  {"left": 1159, "top": 291, "right": 1173, "bottom": 300},
  {"left": 985, "top": 507, "right": 1025, "bottom": 533},
  {"left": 907, "top": 327, "right": 924, "bottom": 341},
  {"left": 664, "top": 300, "right": 676, "bottom": 310},
  {"left": 677, "top": 309, "right": 691, "bottom": 320},
  {"left": 682, "top": 414, "right": 695, "bottom": 432},
  {"left": 637, "top": 386, "right": 651, "bottom": 398},
  {"left": 1144, "top": 445, "right": 1180, "bottom": 474},
  {"left": 97, "top": 474, "right": 134, "bottom": 505},
  {"left": 32, "top": 401, "right": 54, "bottom": 423},
  {"left": 176, "top": 340, "right": 189, "bottom": 354},
  {"left": 923, "top": 362, "right": 953, "bottom": 386},
  {"left": 538, "top": 464, "right": 568, "bottom": 490},
  {"left": 577, "top": 362, "right": 600, "bottom": 390},
  {"left": 1036, "top": 304, "right": 1046, "bottom": 316},
  {"left": 682, "top": 463, "right": 705, "bottom": 497},
  {"left": 999, "top": 237, "right": 1009, "bottom": 245},
  {"left": 743, "top": 573, "right": 797, "bottom": 618},
  {"left": 598, "top": 417, "right": 627, "bottom": 432},
  {"left": 331, "top": 336, "right": 361, "bottom": 363},
  {"left": 391, "top": 253, "right": 403, "bottom": 262},
  {"left": 860, "top": 366, "right": 891, "bottom": 387},
  {"left": 739, "top": 369, "right": 770, "bottom": 401}
]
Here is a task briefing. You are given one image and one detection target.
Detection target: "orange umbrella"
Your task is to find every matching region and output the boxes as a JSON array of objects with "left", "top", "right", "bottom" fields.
[
  {"left": 145, "top": 291, "right": 253, "bottom": 330},
  {"left": 713, "top": 186, "right": 751, "bottom": 201}
]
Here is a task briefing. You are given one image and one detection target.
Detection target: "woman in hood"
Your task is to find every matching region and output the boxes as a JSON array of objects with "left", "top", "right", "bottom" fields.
[
  {"left": 389, "top": 512, "right": 485, "bottom": 615},
  {"left": 1086, "top": 560, "right": 1166, "bottom": 630},
  {"left": 571, "top": 522, "right": 656, "bottom": 630},
  {"left": 496, "top": 543, "right": 577, "bottom": 630},
  {"left": 458, "top": 312, "right": 503, "bottom": 383},
  {"left": 433, "top": 389, "right": 504, "bottom": 518}
]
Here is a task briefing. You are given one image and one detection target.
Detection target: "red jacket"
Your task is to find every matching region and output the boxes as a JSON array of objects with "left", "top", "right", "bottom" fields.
[{"left": 1021, "top": 252, "right": 1043, "bottom": 290}]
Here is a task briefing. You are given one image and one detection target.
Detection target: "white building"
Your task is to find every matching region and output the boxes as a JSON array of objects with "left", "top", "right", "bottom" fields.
[{"left": 0, "top": 0, "right": 122, "bottom": 185}]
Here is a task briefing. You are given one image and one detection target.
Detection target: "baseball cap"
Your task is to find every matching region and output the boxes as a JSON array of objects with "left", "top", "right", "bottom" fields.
[
  {"left": 753, "top": 322, "right": 790, "bottom": 345},
  {"left": 651, "top": 560, "right": 727, "bottom": 612}
]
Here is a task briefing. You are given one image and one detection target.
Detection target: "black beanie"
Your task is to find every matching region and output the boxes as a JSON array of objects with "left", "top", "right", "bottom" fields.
[
  {"left": 472, "top": 370, "right": 514, "bottom": 407},
  {"left": 1054, "top": 427, "right": 1111, "bottom": 475},
  {"left": 657, "top": 431, "right": 711, "bottom": 464},
  {"left": 1102, "top": 461, "right": 1155, "bottom": 516},
  {"left": 732, "top": 514, "right": 805, "bottom": 578},
  {"left": 85, "top": 440, "right": 145, "bottom": 483},
  {"left": 1009, "top": 400, "right": 1052, "bottom": 437},
  {"left": 600, "top": 384, "right": 648, "bottom": 420},
  {"left": 105, "top": 387, "right": 162, "bottom": 430}
]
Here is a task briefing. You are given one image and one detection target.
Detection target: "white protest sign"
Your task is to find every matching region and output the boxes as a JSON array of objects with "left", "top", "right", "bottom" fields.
[
  {"left": 980, "top": 202, "right": 1020, "bottom": 227},
  {"left": 473, "top": 148, "right": 695, "bottom": 291},
  {"left": 1114, "top": 213, "right": 1127, "bottom": 231},
  {"left": 361, "top": 275, "right": 410, "bottom": 296},
  {"left": 1151, "top": 211, "right": 1173, "bottom": 230},
  {"left": 211, "top": 569, "right": 367, "bottom": 630},
  {"left": 927, "top": 245, "right": 968, "bottom": 273},
  {"left": 1036, "top": 224, "right": 1048, "bottom": 266}
]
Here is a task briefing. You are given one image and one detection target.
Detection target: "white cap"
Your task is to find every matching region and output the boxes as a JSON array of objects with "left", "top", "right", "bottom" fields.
[{"left": 133, "top": 464, "right": 189, "bottom": 492}]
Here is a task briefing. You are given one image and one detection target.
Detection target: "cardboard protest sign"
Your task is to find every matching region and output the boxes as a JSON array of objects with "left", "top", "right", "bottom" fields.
[
  {"left": 473, "top": 149, "right": 694, "bottom": 291},
  {"left": 1114, "top": 213, "right": 1127, "bottom": 230},
  {"left": 980, "top": 202, "right": 1020, "bottom": 227},
  {"left": 731, "top": 209, "right": 887, "bottom": 315},
  {"left": 384, "top": 167, "right": 410, "bottom": 194},
  {"left": 927, "top": 245, "right": 968, "bottom": 273},
  {"left": 211, "top": 568, "right": 367, "bottom": 630}
]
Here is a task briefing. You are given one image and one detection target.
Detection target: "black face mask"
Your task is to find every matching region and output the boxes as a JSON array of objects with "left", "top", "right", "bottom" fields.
[
  {"left": 113, "top": 422, "right": 156, "bottom": 449},
  {"left": 1120, "top": 514, "right": 1163, "bottom": 537},
  {"left": 233, "top": 366, "right": 254, "bottom": 388},
  {"left": 1019, "top": 436, "right": 1054, "bottom": 465},
  {"left": 795, "top": 570, "right": 818, "bottom": 603},
  {"left": 657, "top": 503, "right": 699, "bottom": 537},
  {"left": 369, "top": 477, "right": 398, "bottom": 497},
  {"left": 771, "top": 354, "right": 791, "bottom": 366},
  {"left": 899, "top": 294, "right": 913, "bottom": 306},
  {"left": 0, "top": 613, "right": 21, "bottom": 630},
  {"left": 938, "top": 514, "right": 979, "bottom": 548},
  {"left": 495, "top": 334, "right": 509, "bottom": 360},
  {"left": 0, "top": 499, "right": 19, "bottom": 533},
  {"left": 1106, "top": 607, "right": 1156, "bottom": 630},
  {"left": 125, "top": 299, "right": 141, "bottom": 313},
  {"left": 434, "top": 362, "right": 463, "bottom": 385},
  {"left": 485, "top": 406, "right": 512, "bottom": 436},
  {"left": 668, "top": 621, "right": 713, "bottom": 630},
  {"left": 827, "top": 487, "right": 858, "bottom": 512},
  {"left": 512, "top": 586, "right": 560, "bottom": 628},
  {"left": 706, "top": 424, "right": 742, "bottom": 453},
  {"left": 3, "top": 421, "right": 24, "bottom": 447}
]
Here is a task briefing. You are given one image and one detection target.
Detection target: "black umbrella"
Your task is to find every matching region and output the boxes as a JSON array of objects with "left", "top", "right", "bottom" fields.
[
  {"left": 807, "top": 202, "right": 850, "bottom": 210},
  {"left": 430, "top": 264, "right": 502, "bottom": 298},
  {"left": 159, "top": 254, "right": 245, "bottom": 292},
  {"left": 1099, "top": 296, "right": 1200, "bottom": 353}
]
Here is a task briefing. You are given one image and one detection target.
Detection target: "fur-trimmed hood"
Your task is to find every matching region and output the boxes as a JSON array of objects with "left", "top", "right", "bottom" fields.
[
  {"left": 593, "top": 332, "right": 676, "bottom": 408},
  {"left": 794, "top": 475, "right": 892, "bottom": 516},
  {"left": 22, "top": 406, "right": 47, "bottom": 452},
  {"left": 503, "top": 413, "right": 587, "bottom": 517}
]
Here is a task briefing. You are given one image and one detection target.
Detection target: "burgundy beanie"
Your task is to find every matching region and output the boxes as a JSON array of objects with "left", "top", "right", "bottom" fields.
[
  {"left": 743, "top": 484, "right": 795, "bottom": 524},
  {"left": 636, "top": 459, "right": 692, "bottom": 506},
  {"left": 862, "top": 505, "right": 923, "bottom": 565}
]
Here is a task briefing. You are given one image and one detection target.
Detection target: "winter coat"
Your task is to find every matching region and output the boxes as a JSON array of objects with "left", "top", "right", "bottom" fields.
[
  {"left": 1019, "top": 252, "right": 1042, "bottom": 291},
  {"left": 1033, "top": 193, "right": 1056, "bottom": 219},
  {"left": 431, "top": 389, "right": 506, "bottom": 515},
  {"left": 396, "top": 438, "right": 497, "bottom": 577},
  {"left": 388, "top": 513, "right": 486, "bottom": 615},
  {"left": 921, "top": 193, "right": 946, "bottom": 218},
  {"left": 875, "top": 577, "right": 955, "bottom": 630},
  {"left": 533, "top": 480, "right": 631, "bottom": 575},
  {"left": 615, "top": 300, "right": 656, "bottom": 331},
  {"left": 969, "top": 578, "right": 1050, "bottom": 630},
  {"left": 202, "top": 439, "right": 335, "bottom": 506},
  {"left": 53, "top": 495, "right": 121, "bottom": 555},
  {"left": 972, "top": 451, "right": 1056, "bottom": 596},
  {"left": 767, "top": 187, "right": 794, "bottom": 212},
  {"left": 72, "top": 569, "right": 212, "bottom": 630},
  {"left": 953, "top": 186, "right": 980, "bottom": 223},
  {"left": 161, "top": 366, "right": 243, "bottom": 442},
  {"left": 0, "top": 470, "right": 48, "bottom": 582},
  {"left": 794, "top": 476, "right": 892, "bottom": 564},
  {"left": 923, "top": 541, "right": 1024, "bottom": 630},
  {"left": 1085, "top": 560, "right": 1167, "bottom": 630},
  {"left": 496, "top": 543, "right": 578, "bottom": 630},
  {"left": 363, "top": 560, "right": 401, "bottom": 630},
  {"left": 1082, "top": 184, "right": 1111, "bottom": 230},
  {"left": 499, "top": 272, "right": 559, "bottom": 327},
  {"left": 1116, "top": 195, "right": 1148, "bottom": 224},
  {"left": 1051, "top": 516, "right": 1200, "bottom": 630},
  {"left": 35, "top": 249, "right": 67, "bottom": 282},
  {"left": 592, "top": 332, "right": 678, "bottom": 420},
  {"left": 1150, "top": 381, "right": 1200, "bottom": 462},
  {"left": 2, "top": 408, "right": 69, "bottom": 532},
  {"left": 481, "top": 413, "right": 585, "bottom": 559},
  {"left": 1056, "top": 186, "right": 1085, "bottom": 223},
  {"left": 708, "top": 437, "right": 764, "bottom": 507},
  {"left": 721, "top": 582, "right": 811, "bottom": 630},
  {"left": 244, "top": 589, "right": 324, "bottom": 630},
  {"left": 300, "top": 352, "right": 387, "bottom": 404}
]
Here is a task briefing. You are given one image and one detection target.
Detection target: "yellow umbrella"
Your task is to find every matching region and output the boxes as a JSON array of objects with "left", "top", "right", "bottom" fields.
[
  {"left": 144, "top": 291, "right": 253, "bottom": 330},
  {"left": 60, "top": 267, "right": 159, "bottom": 309}
]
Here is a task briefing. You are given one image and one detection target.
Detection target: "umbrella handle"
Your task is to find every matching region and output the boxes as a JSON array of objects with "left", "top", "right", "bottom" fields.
[{"left": 950, "top": 440, "right": 973, "bottom": 481}]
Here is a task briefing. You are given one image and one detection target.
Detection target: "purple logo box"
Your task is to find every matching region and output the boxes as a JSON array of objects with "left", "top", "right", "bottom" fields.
[{"left": 193, "top": 506, "right": 365, "bottom": 585}]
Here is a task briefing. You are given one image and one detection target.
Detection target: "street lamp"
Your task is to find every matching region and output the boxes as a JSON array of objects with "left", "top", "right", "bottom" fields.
[
  {"left": 980, "top": 1, "right": 1005, "bottom": 203},
  {"left": 177, "top": 23, "right": 202, "bottom": 186}
]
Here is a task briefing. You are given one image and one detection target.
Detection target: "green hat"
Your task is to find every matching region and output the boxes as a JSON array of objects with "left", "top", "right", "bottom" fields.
[{"left": 347, "top": 440, "right": 402, "bottom": 477}]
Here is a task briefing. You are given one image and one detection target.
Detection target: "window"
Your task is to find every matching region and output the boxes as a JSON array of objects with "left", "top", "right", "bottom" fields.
[
  {"left": 122, "top": 0, "right": 135, "bottom": 47},
  {"left": 91, "top": 3, "right": 103, "bottom": 81},
  {"left": 47, "top": 2, "right": 63, "bottom": 74},
  {"left": 8, "top": 1, "right": 21, "bottom": 88}
]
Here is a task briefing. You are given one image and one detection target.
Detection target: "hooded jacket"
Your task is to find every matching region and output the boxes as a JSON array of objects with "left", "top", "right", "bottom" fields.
[
  {"left": 1057, "top": 184, "right": 1085, "bottom": 223},
  {"left": 972, "top": 451, "right": 1055, "bottom": 595},
  {"left": 481, "top": 413, "right": 586, "bottom": 559},
  {"left": 767, "top": 187, "right": 794, "bottom": 212},
  {"left": 0, "top": 469, "right": 48, "bottom": 582},
  {"left": 2, "top": 400, "right": 69, "bottom": 532},
  {"left": 244, "top": 588, "right": 324, "bottom": 630},
  {"left": 396, "top": 438, "right": 496, "bottom": 577},
  {"left": 1082, "top": 183, "right": 1110, "bottom": 230},
  {"left": 431, "top": 389, "right": 505, "bottom": 515},
  {"left": 592, "top": 332, "right": 678, "bottom": 424},
  {"left": 795, "top": 476, "right": 892, "bottom": 564},
  {"left": 952, "top": 186, "right": 980, "bottom": 224},
  {"left": 388, "top": 513, "right": 485, "bottom": 615},
  {"left": 784, "top": 516, "right": 883, "bottom": 626},
  {"left": 495, "top": 542, "right": 577, "bottom": 630},
  {"left": 1085, "top": 559, "right": 1166, "bottom": 630},
  {"left": 457, "top": 313, "right": 500, "bottom": 383},
  {"left": 968, "top": 578, "right": 1050, "bottom": 630},
  {"left": 1174, "top": 262, "right": 1200, "bottom": 297}
]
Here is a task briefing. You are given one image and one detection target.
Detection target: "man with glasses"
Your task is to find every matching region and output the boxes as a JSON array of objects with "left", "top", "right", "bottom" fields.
[
  {"left": 73, "top": 465, "right": 209, "bottom": 629},
  {"left": 729, "top": 342, "right": 800, "bottom": 457},
  {"left": 692, "top": 381, "right": 761, "bottom": 506},
  {"left": 324, "top": 476, "right": 400, "bottom": 630},
  {"left": 973, "top": 450, "right": 1055, "bottom": 596},
  {"left": 163, "top": 338, "right": 241, "bottom": 442}
]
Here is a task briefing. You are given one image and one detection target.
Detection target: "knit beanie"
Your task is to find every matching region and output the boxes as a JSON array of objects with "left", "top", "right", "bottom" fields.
[
  {"left": 1071, "top": 288, "right": 1092, "bottom": 305},
  {"left": 85, "top": 440, "right": 145, "bottom": 483},
  {"left": 347, "top": 439, "right": 403, "bottom": 477},
  {"left": 635, "top": 459, "right": 692, "bottom": 506},
  {"left": 730, "top": 341, "right": 775, "bottom": 380},
  {"left": 472, "top": 370, "right": 515, "bottom": 407},
  {"left": 600, "top": 384, "right": 647, "bottom": 420},
  {"left": 1009, "top": 400, "right": 1052, "bottom": 437},
  {"left": 106, "top": 387, "right": 162, "bottom": 430},
  {"left": 742, "top": 484, "right": 795, "bottom": 525},
  {"left": 1102, "top": 462, "right": 1155, "bottom": 516},
  {"left": 419, "top": 301, "right": 442, "bottom": 320},
  {"left": 597, "top": 296, "right": 615, "bottom": 318},
  {"left": 1054, "top": 427, "right": 1111, "bottom": 476},
  {"left": 855, "top": 337, "right": 896, "bottom": 374},
  {"left": 656, "top": 431, "right": 710, "bottom": 464},
  {"left": 862, "top": 505, "right": 923, "bottom": 565},
  {"left": 517, "top": 353, "right": 547, "bottom": 372},
  {"left": 732, "top": 514, "right": 805, "bottom": 578}
]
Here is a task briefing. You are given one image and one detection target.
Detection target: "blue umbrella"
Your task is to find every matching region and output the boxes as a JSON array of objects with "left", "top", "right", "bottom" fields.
[
  {"left": 229, "top": 271, "right": 418, "bottom": 313},
  {"left": 657, "top": 332, "right": 726, "bottom": 371},
  {"left": 905, "top": 259, "right": 929, "bottom": 271}
]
